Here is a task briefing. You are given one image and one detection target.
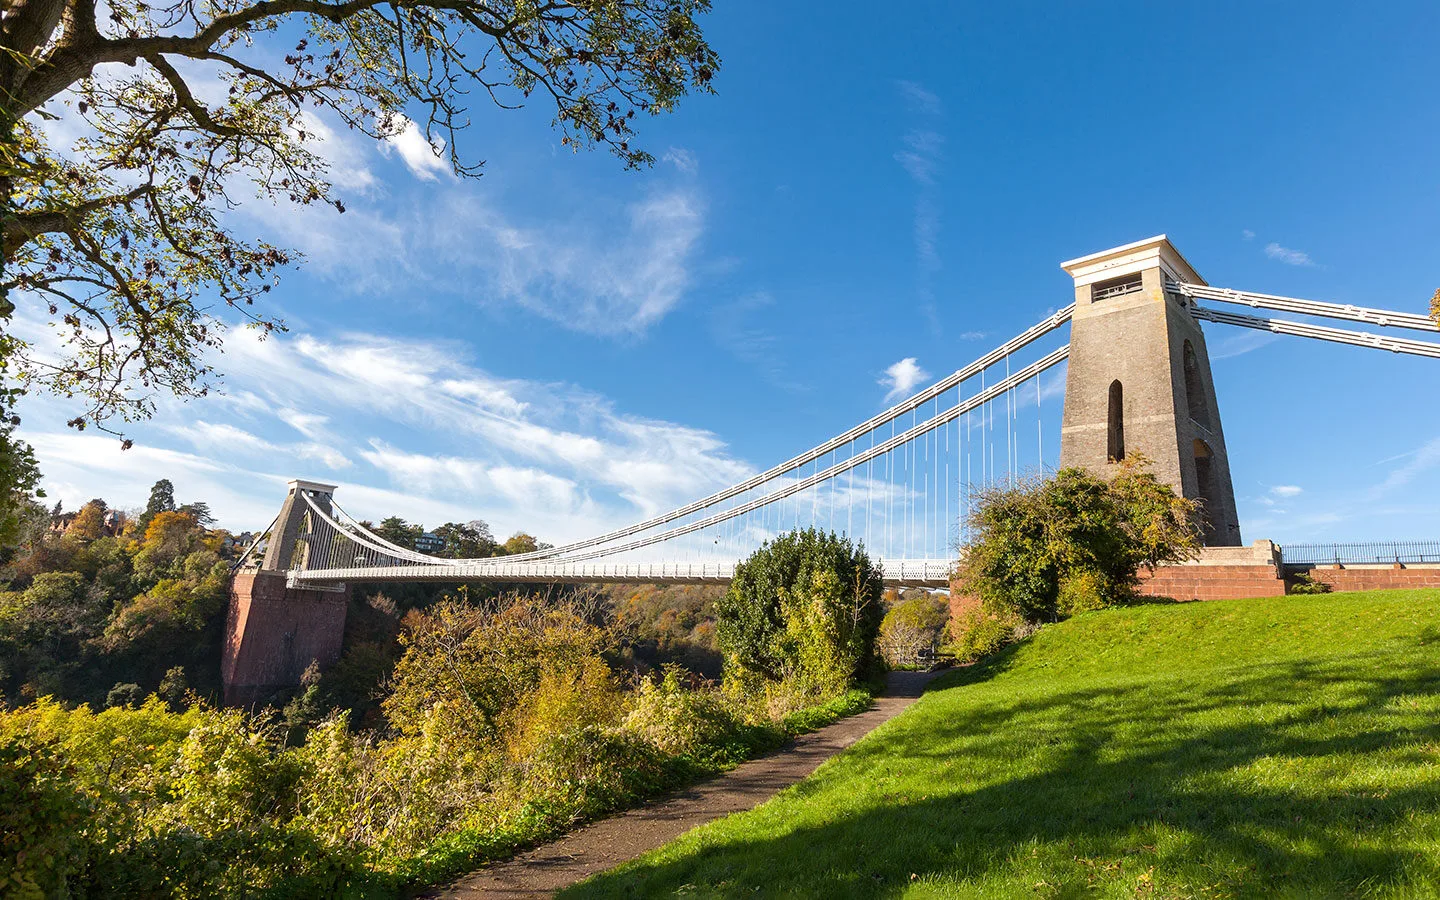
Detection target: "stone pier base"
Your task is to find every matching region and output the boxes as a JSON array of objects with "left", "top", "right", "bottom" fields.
[
  {"left": 222, "top": 572, "right": 349, "bottom": 706},
  {"left": 1137, "top": 541, "right": 1286, "bottom": 601}
]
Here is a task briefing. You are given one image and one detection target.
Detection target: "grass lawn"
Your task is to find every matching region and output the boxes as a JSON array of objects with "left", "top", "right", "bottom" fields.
[{"left": 566, "top": 589, "right": 1440, "bottom": 898}]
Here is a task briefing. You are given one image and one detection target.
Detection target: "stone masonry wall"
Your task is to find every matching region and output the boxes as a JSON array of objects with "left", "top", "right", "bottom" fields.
[
  {"left": 223, "top": 572, "right": 349, "bottom": 706},
  {"left": 1298, "top": 565, "right": 1440, "bottom": 593},
  {"left": 1136, "top": 564, "right": 1286, "bottom": 602}
]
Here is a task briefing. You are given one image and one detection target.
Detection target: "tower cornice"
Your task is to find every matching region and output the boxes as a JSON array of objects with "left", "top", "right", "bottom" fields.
[{"left": 1060, "top": 234, "right": 1206, "bottom": 288}]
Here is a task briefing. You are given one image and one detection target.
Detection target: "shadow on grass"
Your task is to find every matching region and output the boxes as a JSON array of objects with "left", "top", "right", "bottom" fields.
[{"left": 565, "top": 649, "right": 1440, "bottom": 898}]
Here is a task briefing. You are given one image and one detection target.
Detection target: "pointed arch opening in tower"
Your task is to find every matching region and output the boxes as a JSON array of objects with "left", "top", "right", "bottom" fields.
[
  {"left": 1193, "top": 438, "right": 1218, "bottom": 543},
  {"left": 1107, "top": 380, "right": 1125, "bottom": 462},
  {"left": 1183, "top": 340, "right": 1211, "bottom": 429},
  {"left": 288, "top": 538, "right": 310, "bottom": 570}
]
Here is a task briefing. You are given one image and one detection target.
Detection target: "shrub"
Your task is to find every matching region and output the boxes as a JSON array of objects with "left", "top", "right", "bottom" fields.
[
  {"left": 622, "top": 666, "right": 735, "bottom": 758},
  {"left": 105, "top": 682, "right": 144, "bottom": 708},
  {"left": 293, "top": 706, "right": 495, "bottom": 865},
  {"left": 511, "top": 726, "right": 663, "bottom": 825},
  {"left": 878, "top": 594, "right": 950, "bottom": 668},
  {"left": 716, "top": 529, "right": 884, "bottom": 694},
  {"left": 957, "top": 457, "right": 1201, "bottom": 624},
  {"left": 507, "top": 657, "right": 626, "bottom": 768},
  {"left": 383, "top": 598, "right": 610, "bottom": 746},
  {"left": 948, "top": 607, "right": 1021, "bottom": 663},
  {"left": 1290, "top": 572, "right": 1334, "bottom": 595},
  {"left": 1056, "top": 569, "right": 1112, "bottom": 616},
  {"left": 0, "top": 697, "right": 352, "bottom": 897}
]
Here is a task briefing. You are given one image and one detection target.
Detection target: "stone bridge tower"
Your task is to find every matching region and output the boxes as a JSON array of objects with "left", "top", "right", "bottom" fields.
[
  {"left": 222, "top": 480, "right": 351, "bottom": 705},
  {"left": 1058, "top": 236, "right": 1242, "bottom": 546}
]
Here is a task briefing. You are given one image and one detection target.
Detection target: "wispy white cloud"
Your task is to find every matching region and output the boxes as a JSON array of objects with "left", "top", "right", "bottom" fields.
[
  {"left": 379, "top": 115, "right": 451, "bottom": 181},
  {"left": 191, "top": 328, "right": 748, "bottom": 531},
  {"left": 1242, "top": 229, "right": 1256, "bottom": 241},
  {"left": 1265, "top": 242, "right": 1315, "bottom": 267},
  {"left": 16, "top": 314, "right": 755, "bottom": 540},
  {"left": 895, "top": 130, "right": 943, "bottom": 186},
  {"left": 662, "top": 147, "right": 698, "bottom": 174},
  {"left": 294, "top": 111, "right": 378, "bottom": 193},
  {"left": 1241, "top": 439, "right": 1440, "bottom": 541},
  {"left": 213, "top": 390, "right": 272, "bottom": 417},
  {"left": 880, "top": 357, "right": 930, "bottom": 403},
  {"left": 358, "top": 440, "right": 583, "bottom": 513},
  {"left": 26, "top": 431, "right": 288, "bottom": 526},
  {"left": 278, "top": 409, "right": 330, "bottom": 440},
  {"left": 894, "top": 82, "right": 944, "bottom": 334},
  {"left": 166, "top": 420, "right": 352, "bottom": 470},
  {"left": 1242, "top": 510, "right": 1343, "bottom": 537},
  {"left": 441, "top": 186, "right": 705, "bottom": 335},
  {"left": 958, "top": 330, "right": 989, "bottom": 341},
  {"left": 897, "top": 80, "right": 941, "bottom": 115},
  {"left": 246, "top": 181, "right": 704, "bottom": 336},
  {"left": 1373, "top": 436, "right": 1440, "bottom": 494},
  {"left": 1211, "top": 330, "right": 1282, "bottom": 359},
  {"left": 708, "top": 292, "right": 806, "bottom": 392},
  {"left": 27, "top": 430, "right": 520, "bottom": 536},
  {"left": 1254, "top": 483, "right": 1303, "bottom": 510}
]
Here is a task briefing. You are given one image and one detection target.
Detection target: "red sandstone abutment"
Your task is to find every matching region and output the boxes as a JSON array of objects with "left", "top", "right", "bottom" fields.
[{"left": 222, "top": 572, "right": 350, "bottom": 706}]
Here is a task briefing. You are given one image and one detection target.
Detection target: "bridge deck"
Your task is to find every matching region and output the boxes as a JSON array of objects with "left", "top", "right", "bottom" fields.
[{"left": 283, "top": 559, "right": 955, "bottom": 588}]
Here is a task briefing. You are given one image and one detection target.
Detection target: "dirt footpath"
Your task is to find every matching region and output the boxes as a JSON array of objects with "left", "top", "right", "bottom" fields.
[{"left": 432, "top": 670, "right": 938, "bottom": 899}]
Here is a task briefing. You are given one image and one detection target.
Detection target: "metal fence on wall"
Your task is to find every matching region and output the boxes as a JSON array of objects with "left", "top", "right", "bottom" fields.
[{"left": 1282, "top": 541, "right": 1440, "bottom": 566}]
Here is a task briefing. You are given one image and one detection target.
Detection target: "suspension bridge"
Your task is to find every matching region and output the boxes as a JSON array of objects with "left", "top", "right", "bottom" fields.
[{"left": 236, "top": 236, "right": 1438, "bottom": 590}]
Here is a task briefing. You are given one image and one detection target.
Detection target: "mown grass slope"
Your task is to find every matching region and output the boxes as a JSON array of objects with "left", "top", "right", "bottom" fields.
[{"left": 567, "top": 589, "right": 1440, "bottom": 898}]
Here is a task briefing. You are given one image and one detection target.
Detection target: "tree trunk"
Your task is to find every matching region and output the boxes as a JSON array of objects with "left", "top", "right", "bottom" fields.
[{"left": 2, "top": 0, "right": 67, "bottom": 59}]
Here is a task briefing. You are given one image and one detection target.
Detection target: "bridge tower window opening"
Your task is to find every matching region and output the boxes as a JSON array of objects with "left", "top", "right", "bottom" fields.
[
  {"left": 1183, "top": 340, "right": 1211, "bottom": 429},
  {"left": 1090, "top": 272, "right": 1143, "bottom": 303},
  {"left": 1107, "top": 380, "right": 1126, "bottom": 462},
  {"left": 288, "top": 537, "right": 309, "bottom": 570},
  {"left": 1193, "top": 439, "right": 1219, "bottom": 543}
]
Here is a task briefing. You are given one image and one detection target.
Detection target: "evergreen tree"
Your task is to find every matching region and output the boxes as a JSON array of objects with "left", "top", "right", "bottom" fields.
[
  {"left": 178, "top": 502, "right": 215, "bottom": 527},
  {"left": 375, "top": 517, "right": 421, "bottom": 551},
  {"left": 135, "top": 479, "right": 176, "bottom": 533}
]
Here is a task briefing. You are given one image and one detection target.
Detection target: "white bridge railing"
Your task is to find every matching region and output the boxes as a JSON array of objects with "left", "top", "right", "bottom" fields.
[{"left": 288, "top": 558, "right": 955, "bottom": 587}]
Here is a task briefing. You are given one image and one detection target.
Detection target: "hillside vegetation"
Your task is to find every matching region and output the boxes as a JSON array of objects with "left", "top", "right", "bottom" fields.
[
  {"left": 570, "top": 589, "right": 1440, "bottom": 898},
  {"left": 0, "top": 530, "right": 891, "bottom": 897}
]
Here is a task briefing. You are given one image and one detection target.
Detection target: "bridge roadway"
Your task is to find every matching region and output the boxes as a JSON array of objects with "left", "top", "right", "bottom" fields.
[{"left": 285, "top": 558, "right": 954, "bottom": 588}]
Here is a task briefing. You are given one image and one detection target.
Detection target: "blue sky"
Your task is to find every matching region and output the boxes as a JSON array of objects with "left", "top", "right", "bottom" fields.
[{"left": 20, "top": 0, "right": 1440, "bottom": 547}]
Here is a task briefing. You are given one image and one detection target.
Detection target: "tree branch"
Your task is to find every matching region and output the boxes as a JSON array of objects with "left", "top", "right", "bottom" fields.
[
  {"left": 2, "top": 182, "right": 152, "bottom": 255},
  {"left": 143, "top": 53, "right": 244, "bottom": 137},
  {"left": 17, "top": 0, "right": 508, "bottom": 114}
]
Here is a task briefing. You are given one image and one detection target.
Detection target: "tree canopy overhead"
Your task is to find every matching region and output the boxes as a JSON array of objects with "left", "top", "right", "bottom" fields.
[{"left": 0, "top": 0, "right": 718, "bottom": 432}]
